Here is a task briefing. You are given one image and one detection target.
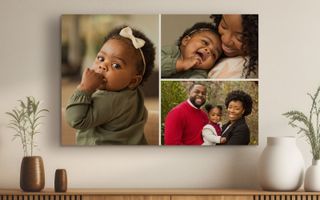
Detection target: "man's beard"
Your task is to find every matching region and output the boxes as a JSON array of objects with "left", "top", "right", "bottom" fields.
[{"left": 189, "top": 96, "right": 205, "bottom": 108}]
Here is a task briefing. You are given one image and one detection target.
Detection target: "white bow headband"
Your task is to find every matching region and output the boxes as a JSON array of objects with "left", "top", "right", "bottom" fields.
[{"left": 119, "top": 27, "right": 146, "bottom": 76}]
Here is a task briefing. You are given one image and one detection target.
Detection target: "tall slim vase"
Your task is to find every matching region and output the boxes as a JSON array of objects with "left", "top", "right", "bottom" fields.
[{"left": 258, "top": 137, "right": 304, "bottom": 191}]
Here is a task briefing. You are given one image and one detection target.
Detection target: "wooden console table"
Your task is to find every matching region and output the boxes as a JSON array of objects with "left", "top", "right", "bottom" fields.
[{"left": 0, "top": 189, "right": 319, "bottom": 200}]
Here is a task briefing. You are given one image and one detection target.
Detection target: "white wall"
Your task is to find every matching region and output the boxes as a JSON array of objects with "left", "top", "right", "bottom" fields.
[{"left": 1, "top": 0, "right": 320, "bottom": 189}]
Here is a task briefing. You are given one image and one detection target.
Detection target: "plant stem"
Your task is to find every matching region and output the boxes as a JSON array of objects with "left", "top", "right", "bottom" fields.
[
  {"left": 18, "top": 127, "right": 26, "bottom": 157},
  {"left": 30, "top": 112, "right": 35, "bottom": 157},
  {"left": 22, "top": 119, "right": 28, "bottom": 156}
]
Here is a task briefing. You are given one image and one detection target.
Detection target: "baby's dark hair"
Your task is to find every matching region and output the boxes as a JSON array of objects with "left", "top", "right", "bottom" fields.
[
  {"left": 177, "top": 22, "right": 219, "bottom": 47},
  {"left": 210, "top": 15, "right": 258, "bottom": 78},
  {"left": 103, "top": 26, "right": 156, "bottom": 84},
  {"left": 205, "top": 104, "right": 223, "bottom": 113},
  {"left": 225, "top": 90, "right": 253, "bottom": 116}
]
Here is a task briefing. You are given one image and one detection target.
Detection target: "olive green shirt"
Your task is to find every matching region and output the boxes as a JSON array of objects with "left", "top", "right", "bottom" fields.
[
  {"left": 65, "top": 88, "right": 147, "bottom": 145},
  {"left": 161, "top": 45, "right": 208, "bottom": 79}
]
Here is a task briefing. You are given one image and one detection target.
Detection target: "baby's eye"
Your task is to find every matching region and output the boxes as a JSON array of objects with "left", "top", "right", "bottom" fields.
[
  {"left": 97, "top": 56, "right": 104, "bottom": 62},
  {"left": 111, "top": 63, "right": 121, "bottom": 69},
  {"left": 202, "top": 40, "right": 209, "bottom": 45}
]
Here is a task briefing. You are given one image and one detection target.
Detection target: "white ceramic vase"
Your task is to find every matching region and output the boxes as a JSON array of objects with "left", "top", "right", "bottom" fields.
[
  {"left": 304, "top": 159, "right": 320, "bottom": 191},
  {"left": 258, "top": 137, "right": 304, "bottom": 191}
]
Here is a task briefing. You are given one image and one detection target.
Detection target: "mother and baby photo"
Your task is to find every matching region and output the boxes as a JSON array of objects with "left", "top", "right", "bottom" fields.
[
  {"left": 60, "top": 14, "right": 259, "bottom": 146},
  {"left": 161, "top": 14, "right": 258, "bottom": 79}
]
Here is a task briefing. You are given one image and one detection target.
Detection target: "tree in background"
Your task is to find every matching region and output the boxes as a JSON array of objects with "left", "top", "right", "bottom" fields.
[{"left": 161, "top": 81, "right": 188, "bottom": 144}]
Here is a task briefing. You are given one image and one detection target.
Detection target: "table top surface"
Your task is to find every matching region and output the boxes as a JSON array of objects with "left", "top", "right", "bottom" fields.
[{"left": 0, "top": 188, "right": 319, "bottom": 195}]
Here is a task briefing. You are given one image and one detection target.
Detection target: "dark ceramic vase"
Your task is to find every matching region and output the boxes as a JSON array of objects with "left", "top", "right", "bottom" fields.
[
  {"left": 54, "top": 169, "right": 68, "bottom": 192},
  {"left": 20, "top": 156, "right": 45, "bottom": 192}
]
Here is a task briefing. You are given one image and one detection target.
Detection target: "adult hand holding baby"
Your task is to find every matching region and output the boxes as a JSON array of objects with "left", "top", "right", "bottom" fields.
[
  {"left": 220, "top": 137, "right": 227, "bottom": 144},
  {"left": 77, "top": 68, "right": 105, "bottom": 94}
]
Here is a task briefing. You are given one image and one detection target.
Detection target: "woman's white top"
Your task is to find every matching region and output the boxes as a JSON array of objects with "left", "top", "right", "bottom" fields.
[{"left": 208, "top": 56, "right": 250, "bottom": 79}]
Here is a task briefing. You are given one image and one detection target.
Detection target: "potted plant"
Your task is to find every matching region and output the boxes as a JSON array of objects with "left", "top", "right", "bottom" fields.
[
  {"left": 6, "top": 96, "right": 49, "bottom": 192},
  {"left": 283, "top": 86, "right": 320, "bottom": 191}
]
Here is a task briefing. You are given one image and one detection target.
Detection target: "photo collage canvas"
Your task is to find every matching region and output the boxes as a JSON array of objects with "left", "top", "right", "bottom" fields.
[{"left": 61, "top": 14, "right": 258, "bottom": 146}]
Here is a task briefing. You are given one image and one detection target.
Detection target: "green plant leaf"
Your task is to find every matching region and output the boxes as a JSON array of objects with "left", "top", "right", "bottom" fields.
[
  {"left": 8, "top": 123, "right": 21, "bottom": 129},
  {"left": 8, "top": 126, "right": 20, "bottom": 133},
  {"left": 6, "top": 112, "right": 19, "bottom": 122},
  {"left": 283, "top": 86, "right": 320, "bottom": 160},
  {"left": 18, "top": 100, "right": 26, "bottom": 109}
]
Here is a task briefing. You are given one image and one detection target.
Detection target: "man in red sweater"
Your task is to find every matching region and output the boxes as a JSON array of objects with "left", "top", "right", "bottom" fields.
[{"left": 164, "top": 83, "right": 208, "bottom": 145}]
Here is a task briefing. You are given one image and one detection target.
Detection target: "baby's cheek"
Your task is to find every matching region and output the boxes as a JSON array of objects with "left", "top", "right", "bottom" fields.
[
  {"left": 208, "top": 58, "right": 215, "bottom": 65},
  {"left": 98, "top": 84, "right": 106, "bottom": 90}
]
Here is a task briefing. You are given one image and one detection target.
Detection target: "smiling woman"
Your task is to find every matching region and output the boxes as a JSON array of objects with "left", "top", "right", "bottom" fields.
[
  {"left": 219, "top": 90, "right": 253, "bottom": 145},
  {"left": 208, "top": 14, "right": 258, "bottom": 79},
  {"left": 219, "top": 15, "right": 245, "bottom": 57}
]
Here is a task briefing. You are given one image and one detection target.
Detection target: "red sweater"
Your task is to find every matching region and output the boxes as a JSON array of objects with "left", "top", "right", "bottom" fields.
[{"left": 164, "top": 101, "right": 208, "bottom": 145}]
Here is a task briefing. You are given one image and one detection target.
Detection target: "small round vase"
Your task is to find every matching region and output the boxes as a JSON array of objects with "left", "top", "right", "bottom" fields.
[
  {"left": 258, "top": 137, "right": 304, "bottom": 191},
  {"left": 304, "top": 159, "right": 320, "bottom": 191},
  {"left": 20, "top": 156, "right": 45, "bottom": 192}
]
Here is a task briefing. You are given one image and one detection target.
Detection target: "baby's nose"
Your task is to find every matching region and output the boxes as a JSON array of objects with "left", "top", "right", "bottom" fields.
[
  {"left": 97, "top": 66, "right": 107, "bottom": 73},
  {"left": 204, "top": 48, "right": 212, "bottom": 55}
]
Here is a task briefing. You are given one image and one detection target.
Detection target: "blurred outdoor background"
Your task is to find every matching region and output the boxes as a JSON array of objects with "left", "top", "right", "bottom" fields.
[
  {"left": 161, "top": 81, "right": 258, "bottom": 145},
  {"left": 61, "top": 15, "right": 159, "bottom": 145},
  {"left": 161, "top": 14, "right": 212, "bottom": 46}
]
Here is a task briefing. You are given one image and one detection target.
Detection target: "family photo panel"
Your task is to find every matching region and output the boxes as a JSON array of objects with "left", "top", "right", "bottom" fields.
[{"left": 161, "top": 81, "right": 259, "bottom": 145}]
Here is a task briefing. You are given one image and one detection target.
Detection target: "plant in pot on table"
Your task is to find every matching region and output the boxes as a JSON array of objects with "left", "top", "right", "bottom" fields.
[
  {"left": 283, "top": 86, "right": 320, "bottom": 192},
  {"left": 6, "top": 96, "right": 49, "bottom": 192}
]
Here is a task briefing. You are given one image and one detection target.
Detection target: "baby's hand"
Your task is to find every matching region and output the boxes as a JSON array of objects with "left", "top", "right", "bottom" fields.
[
  {"left": 176, "top": 56, "right": 201, "bottom": 72},
  {"left": 77, "top": 68, "right": 105, "bottom": 94},
  {"left": 220, "top": 137, "right": 227, "bottom": 144}
]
